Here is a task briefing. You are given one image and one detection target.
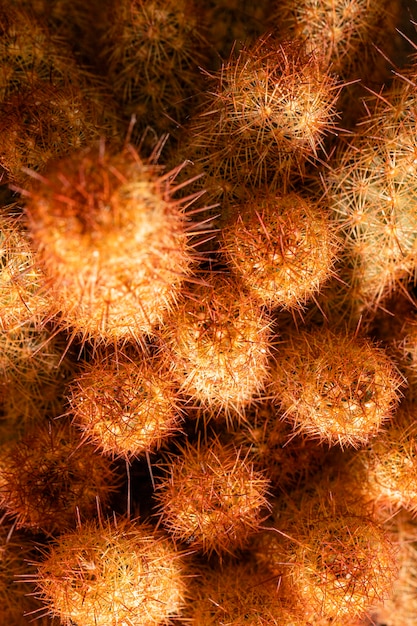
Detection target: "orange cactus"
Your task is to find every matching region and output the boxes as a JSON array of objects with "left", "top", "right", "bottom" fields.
[
  {"left": 154, "top": 437, "right": 271, "bottom": 555},
  {"left": 159, "top": 272, "right": 273, "bottom": 418},
  {"left": 22, "top": 143, "right": 198, "bottom": 344},
  {"left": 272, "top": 326, "right": 403, "bottom": 447},
  {"left": 253, "top": 486, "right": 398, "bottom": 622},
  {"left": 33, "top": 517, "right": 187, "bottom": 626},
  {"left": 68, "top": 348, "right": 183, "bottom": 460},
  {"left": 0, "top": 419, "right": 120, "bottom": 533},
  {"left": 221, "top": 190, "right": 339, "bottom": 310}
]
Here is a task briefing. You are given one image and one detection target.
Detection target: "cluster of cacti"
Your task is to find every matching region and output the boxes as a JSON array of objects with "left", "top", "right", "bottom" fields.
[{"left": 2, "top": 0, "right": 417, "bottom": 625}]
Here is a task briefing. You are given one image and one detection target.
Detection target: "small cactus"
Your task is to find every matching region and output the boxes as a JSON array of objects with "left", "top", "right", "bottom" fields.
[
  {"left": 154, "top": 437, "right": 271, "bottom": 555},
  {"left": 33, "top": 516, "right": 187, "bottom": 626},
  {"left": 0, "top": 419, "right": 120, "bottom": 533},
  {"left": 272, "top": 326, "right": 402, "bottom": 447},
  {"left": 22, "top": 143, "right": 197, "bottom": 343},
  {"left": 221, "top": 190, "right": 339, "bottom": 310},
  {"left": 68, "top": 348, "right": 183, "bottom": 460},
  {"left": 159, "top": 272, "right": 273, "bottom": 418}
]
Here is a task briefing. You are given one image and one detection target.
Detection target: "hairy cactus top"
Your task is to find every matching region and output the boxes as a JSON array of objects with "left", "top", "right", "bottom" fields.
[
  {"left": 34, "top": 517, "right": 187, "bottom": 626},
  {"left": 22, "top": 143, "right": 197, "bottom": 343}
]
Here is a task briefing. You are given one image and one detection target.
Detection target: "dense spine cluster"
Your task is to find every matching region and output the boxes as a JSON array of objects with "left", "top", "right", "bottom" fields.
[
  {"left": 154, "top": 438, "right": 271, "bottom": 555},
  {"left": 22, "top": 143, "right": 196, "bottom": 343},
  {"left": 1, "top": 1, "right": 417, "bottom": 625},
  {"left": 34, "top": 518, "right": 187, "bottom": 626}
]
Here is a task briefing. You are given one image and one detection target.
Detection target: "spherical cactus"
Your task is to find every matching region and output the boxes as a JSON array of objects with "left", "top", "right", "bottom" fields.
[
  {"left": 159, "top": 272, "right": 273, "bottom": 418},
  {"left": 221, "top": 190, "right": 339, "bottom": 310},
  {"left": 99, "top": 0, "right": 208, "bottom": 135},
  {"left": 68, "top": 348, "right": 183, "bottom": 460},
  {"left": 185, "top": 35, "right": 341, "bottom": 195},
  {"left": 154, "top": 437, "right": 271, "bottom": 555},
  {"left": 272, "top": 326, "right": 402, "bottom": 447},
  {"left": 287, "top": 513, "right": 397, "bottom": 621},
  {"left": 0, "top": 419, "right": 120, "bottom": 533},
  {"left": 33, "top": 517, "right": 187, "bottom": 626},
  {"left": 252, "top": 488, "right": 398, "bottom": 622},
  {"left": 22, "top": 143, "right": 197, "bottom": 343}
]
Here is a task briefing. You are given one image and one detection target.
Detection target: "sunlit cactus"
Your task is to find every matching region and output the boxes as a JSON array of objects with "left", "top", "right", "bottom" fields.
[
  {"left": 167, "top": 33, "right": 342, "bottom": 246},
  {"left": 33, "top": 516, "right": 187, "bottom": 626},
  {"left": 68, "top": 347, "right": 183, "bottom": 460},
  {"left": 271, "top": 325, "right": 403, "bottom": 447},
  {"left": 252, "top": 486, "right": 399, "bottom": 622},
  {"left": 328, "top": 70, "right": 417, "bottom": 316},
  {"left": 221, "top": 190, "right": 339, "bottom": 310},
  {"left": 0, "top": 1, "right": 416, "bottom": 622},
  {"left": 173, "top": 34, "right": 341, "bottom": 220},
  {"left": 154, "top": 437, "right": 271, "bottom": 555},
  {"left": 21, "top": 142, "right": 198, "bottom": 343},
  {"left": 159, "top": 272, "right": 273, "bottom": 418}
]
